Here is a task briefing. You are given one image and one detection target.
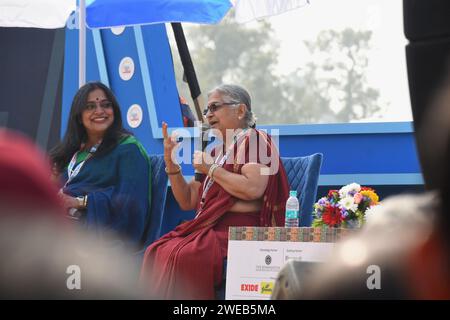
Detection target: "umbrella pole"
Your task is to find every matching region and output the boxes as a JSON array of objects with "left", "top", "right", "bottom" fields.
[
  {"left": 171, "top": 23, "right": 209, "bottom": 183},
  {"left": 170, "top": 23, "right": 204, "bottom": 123},
  {"left": 79, "top": 0, "right": 86, "bottom": 88}
]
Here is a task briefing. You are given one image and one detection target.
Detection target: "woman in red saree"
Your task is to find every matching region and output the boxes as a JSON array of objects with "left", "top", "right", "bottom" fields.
[{"left": 141, "top": 84, "right": 289, "bottom": 299}]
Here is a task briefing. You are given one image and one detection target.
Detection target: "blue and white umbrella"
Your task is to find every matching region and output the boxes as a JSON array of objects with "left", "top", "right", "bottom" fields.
[
  {"left": 0, "top": 0, "right": 309, "bottom": 29},
  {"left": 85, "top": 0, "right": 233, "bottom": 28},
  {"left": 82, "top": 0, "right": 309, "bottom": 85},
  {"left": 85, "top": 0, "right": 310, "bottom": 28}
]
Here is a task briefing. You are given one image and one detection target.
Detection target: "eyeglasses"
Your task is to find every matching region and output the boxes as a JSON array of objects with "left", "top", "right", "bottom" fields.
[
  {"left": 202, "top": 102, "right": 239, "bottom": 116},
  {"left": 85, "top": 101, "right": 113, "bottom": 111}
]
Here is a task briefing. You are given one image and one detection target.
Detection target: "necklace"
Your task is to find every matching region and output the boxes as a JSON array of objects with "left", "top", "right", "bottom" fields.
[{"left": 196, "top": 128, "right": 249, "bottom": 218}]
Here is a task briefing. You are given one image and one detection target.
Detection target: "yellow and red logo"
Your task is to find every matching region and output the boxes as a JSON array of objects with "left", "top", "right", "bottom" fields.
[
  {"left": 260, "top": 282, "right": 274, "bottom": 295},
  {"left": 240, "top": 283, "right": 259, "bottom": 292}
]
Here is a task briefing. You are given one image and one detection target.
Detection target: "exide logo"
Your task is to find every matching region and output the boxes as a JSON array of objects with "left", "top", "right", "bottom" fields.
[{"left": 240, "top": 284, "right": 259, "bottom": 292}]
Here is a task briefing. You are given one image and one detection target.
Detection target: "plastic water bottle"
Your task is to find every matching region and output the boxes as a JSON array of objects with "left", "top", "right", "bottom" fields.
[{"left": 285, "top": 190, "right": 300, "bottom": 228}]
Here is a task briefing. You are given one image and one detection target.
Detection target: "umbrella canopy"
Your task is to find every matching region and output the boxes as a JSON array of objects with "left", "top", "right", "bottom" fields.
[
  {"left": 0, "top": 0, "right": 75, "bottom": 28},
  {"left": 86, "top": 0, "right": 233, "bottom": 28},
  {"left": 0, "top": 0, "right": 310, "bottom": 29},
  {"left": 85, "top": 0, "right": 310, "bottom": 28},
  {"left": 233, "top": 0, "right": 310, "bottom": 23}
]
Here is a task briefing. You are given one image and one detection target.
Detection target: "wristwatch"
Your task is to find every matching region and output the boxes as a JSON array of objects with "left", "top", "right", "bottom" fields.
[{"left": 76, "top": 195, "right": 88, "bottom": 209}]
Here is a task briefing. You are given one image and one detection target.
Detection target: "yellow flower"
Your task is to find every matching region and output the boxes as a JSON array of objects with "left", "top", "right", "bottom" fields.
[{"left": 360, "top": 190, "right": 379, "bottom": 205}]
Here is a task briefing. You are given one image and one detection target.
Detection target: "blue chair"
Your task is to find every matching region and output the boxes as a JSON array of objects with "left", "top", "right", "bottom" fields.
[
  {"left": 136, "top": 154, "right": 168, "bottom": 267},
  {"left": 134, "top": 154, "right": 169, "bottom": 277},
  {"left": 142, "top": 154, "right": 169, "bottom": 247},
  {"left": 281, "top": 154, "right": 323, "bottom": 227}
]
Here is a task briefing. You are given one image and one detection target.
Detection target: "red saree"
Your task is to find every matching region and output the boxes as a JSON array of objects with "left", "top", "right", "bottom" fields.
[{"left": 140, "top": 129, "right": 289, "bottom": 299}]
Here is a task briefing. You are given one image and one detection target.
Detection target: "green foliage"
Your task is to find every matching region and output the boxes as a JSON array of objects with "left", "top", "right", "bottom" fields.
[
  {"left": 183, "top": 16, "right": 285, "bottom": 124},
  {"left": 170, "top": 17, "right": 383, "bottom": 124},
  {"left": 301, "top": 28, "right": 382, "bottom": 122},
  {"left": 312, "top": 218, "right": 325, "bottom": 228}
]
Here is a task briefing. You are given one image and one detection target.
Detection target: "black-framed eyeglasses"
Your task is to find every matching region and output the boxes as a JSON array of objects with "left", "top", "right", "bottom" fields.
[
  {"left": 85, "top": 100, "right": 113, "bottom": 111},
  {"left": 202, "top": 102, "right": 239, "bottom": 116}
]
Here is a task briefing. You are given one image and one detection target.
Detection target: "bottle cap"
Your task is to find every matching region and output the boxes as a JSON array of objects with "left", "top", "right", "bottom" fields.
[{"left": 289, "top": 190, "right": 297, "bottom": 197}]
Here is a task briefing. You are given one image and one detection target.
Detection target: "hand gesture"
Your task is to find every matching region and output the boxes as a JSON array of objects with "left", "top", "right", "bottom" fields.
[
  {"left": 162, "top": 121, "right": 180, "bottom": 167},
  {"left": 193, "top": 150, "right": 215, "bottom": 175}
]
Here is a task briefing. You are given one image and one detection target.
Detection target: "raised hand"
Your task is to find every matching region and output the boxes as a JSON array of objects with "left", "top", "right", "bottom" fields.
[{"left": 162, "top": 121, "right": 180, "bottom": 167}]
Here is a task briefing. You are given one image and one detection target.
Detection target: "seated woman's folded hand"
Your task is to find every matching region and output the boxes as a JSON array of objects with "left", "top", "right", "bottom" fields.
[
  {"left": 192, "top": 150, "right": 215, "bottom": 175},
  {"left": 58, "top": 191, "right": 79, "bottom": 211}
]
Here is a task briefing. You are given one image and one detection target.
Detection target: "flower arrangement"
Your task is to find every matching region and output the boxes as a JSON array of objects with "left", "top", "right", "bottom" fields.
[{"left": 312, "top": 183, "right": 380, "bottom": 228}]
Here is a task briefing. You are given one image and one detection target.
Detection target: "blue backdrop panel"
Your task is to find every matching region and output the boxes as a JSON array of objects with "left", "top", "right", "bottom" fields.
[
  {"left": 278, "top": 133, "right": 421, "bottom": 174},
  {"left": 140, "top": 25, "right": 183, "bottom": 129},
  {"left": 169, "top": 130, "right": 421, "bottom": 177}
]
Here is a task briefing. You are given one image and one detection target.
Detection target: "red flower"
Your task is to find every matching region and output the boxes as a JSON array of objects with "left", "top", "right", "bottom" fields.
[
  {"left": 322, "top": 205, "right": 343, "bottom": 227},
  {"left": 327, "top": 190, "right": 339, "bottom": 198},
  {"left": 361, "top": 187, "right": 374, "bottom": 192}
]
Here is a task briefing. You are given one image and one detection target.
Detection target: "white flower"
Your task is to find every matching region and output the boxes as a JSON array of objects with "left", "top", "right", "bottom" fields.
[
  {"left": 339, "top": 196, "right": 358, "bottom": 212},
  {"left": 339, "top": 183, "right": 361, "bottom": 198}
]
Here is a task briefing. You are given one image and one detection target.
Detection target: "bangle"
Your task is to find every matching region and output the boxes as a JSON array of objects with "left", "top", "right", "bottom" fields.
[
  {"left": 165, "top": 164, "right": 181, "bottom": 175},
  {"left": 76, "top": 195, "right": 88, "bottom": 209},
  {"left": 208, "top": 164, "right": 220, "bottom": 179}
]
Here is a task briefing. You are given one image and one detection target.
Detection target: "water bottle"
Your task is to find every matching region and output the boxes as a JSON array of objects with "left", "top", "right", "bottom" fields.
[{"left": 285, "top": 190, "right": 300, "bottom": 228}]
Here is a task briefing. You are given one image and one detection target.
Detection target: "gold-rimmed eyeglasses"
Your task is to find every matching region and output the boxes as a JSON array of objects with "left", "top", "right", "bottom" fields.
[{"left": 202, "top": 102, "right": 239, "bottom": 116}]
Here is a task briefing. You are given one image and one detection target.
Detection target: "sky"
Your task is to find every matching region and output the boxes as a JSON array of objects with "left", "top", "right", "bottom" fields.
[
  {"left": 259, "top": 0, "right": 412, "bottom": 122},
  {"left": 177, "top": 0, "right": 412, "bottom": 123}
]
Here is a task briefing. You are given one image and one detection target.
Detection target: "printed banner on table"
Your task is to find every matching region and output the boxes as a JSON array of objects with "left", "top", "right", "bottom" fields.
[{"left": 225, "top": 226, "right": 354, "bottom": 300}]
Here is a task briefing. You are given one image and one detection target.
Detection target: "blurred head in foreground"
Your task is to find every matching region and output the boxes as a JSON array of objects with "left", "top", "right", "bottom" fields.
[
  {"left": 0, "top": 128, "right": 62, "bottom": 216},
  {"left": 0, "top": 128, "right": 152, "bottom": 299}
]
